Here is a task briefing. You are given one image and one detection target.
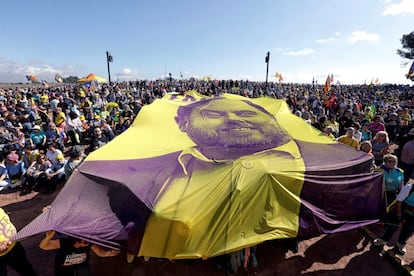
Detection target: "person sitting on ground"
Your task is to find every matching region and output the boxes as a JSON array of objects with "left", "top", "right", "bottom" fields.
[
  {"left": 29, "top": 125, "right": 47, "bottom": 151},
  {"left": 0, "top": 155, "right": 12, "bottom": 192},
  {"left": 44, "top": 154, "right": 66, "bottom": 193},
  {"left": 5, "top": 152, "right": 25, "bottom": 190},
  {"left": 64, "top": 145, "right": 84, "bottom": 181},
  {"left": 23, "top": 154, "right": 51, "bottom": 194},
  {"left": 45, "top": 122, "right": 66, "bottom": 152},
  {"left": 88, "top": 126, "right": 111, "bottom": 153},
  {"left": 0, "top": 207, "right": 37, "bottom": 275},
  {"left": 45, "top": 142, "right": 64, "bottom": 170},
  {"left": 21, "top": 144, "right": 40, "bottom": 169},
  {"left": 39, "top": 230, "right": 119, "bottom": 276}
]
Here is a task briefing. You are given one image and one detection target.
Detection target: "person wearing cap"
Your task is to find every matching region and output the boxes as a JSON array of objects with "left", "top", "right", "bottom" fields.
[
  {"left": 29, "top": 125, "right": 46, "bottom": 151},
  {"left": 400, "top": 128, "right": 414, "bottom": 183},
  {"left": 0, "top": 207, "right": 37, "bottom": 275},
  {"left": 337, "top": 127, "right": 359, "bottom": 149}
]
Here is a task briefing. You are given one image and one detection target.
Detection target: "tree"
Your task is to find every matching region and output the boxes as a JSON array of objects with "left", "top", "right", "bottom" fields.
[
  {"left": 397, "top": 31, "right": 414, "bottom": 59},
  {"left": 63, "top": 76, "right": 79, "bottom": 83}
]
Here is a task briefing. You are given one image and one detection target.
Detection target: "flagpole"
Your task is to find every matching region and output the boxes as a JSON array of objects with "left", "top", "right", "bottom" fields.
[
  {"left": 265, "top": 51, "right": 270, "bottom": 95},
  {"left": 106, "top": 51, "right": 112, "bottom": 84}
]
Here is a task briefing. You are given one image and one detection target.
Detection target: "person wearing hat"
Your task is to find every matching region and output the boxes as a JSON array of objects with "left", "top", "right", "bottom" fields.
[
  {"left": 400, "top": 128, "right": 414, "bottom": 183},
  {"left": 29, "top": 125, "right": 46, "bottom": 151},
  {"left": 337, "top": 127, "right": 359, "bottom": 149},
  {"left": 5, "top": 152, "right": 26, "bottom": 190}
]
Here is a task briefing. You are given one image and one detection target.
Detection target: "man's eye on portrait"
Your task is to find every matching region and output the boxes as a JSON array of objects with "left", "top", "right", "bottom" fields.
[
  {"left": 201, "top": 110, "right": 225, "bottom": 118},
  {"left": 236, "top": 111, "right": 259, "bottom": 117}
]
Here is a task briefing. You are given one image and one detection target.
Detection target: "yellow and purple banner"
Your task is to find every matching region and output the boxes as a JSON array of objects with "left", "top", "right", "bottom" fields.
[{"left": 15, "top": 91, "right": 385, "bottom": 259}]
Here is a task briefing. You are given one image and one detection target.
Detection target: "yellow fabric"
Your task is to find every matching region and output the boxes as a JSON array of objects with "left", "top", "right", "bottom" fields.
[
  {"left": 139, "top": 142, "right": 305, "bottom": 258},
  {"left": 83, "top": 91, "right": 343, "bottom": 258},
  {"left": 0, "top": 208, "right": 16, "bottom": 256},
  {"left": 87, "top": 91, "right": 335, "bottom": 162}
]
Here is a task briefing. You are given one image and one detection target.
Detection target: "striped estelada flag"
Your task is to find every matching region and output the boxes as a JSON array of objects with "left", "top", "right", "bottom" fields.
[
  {"left": 25, "top": 74, "right": 38, "bottom": 82},
  {"left": 55, "top": 73, "right": 63, "bottom": 83},
  {"left": 41, "top": 80, "right": 49, "bottom": 88}
]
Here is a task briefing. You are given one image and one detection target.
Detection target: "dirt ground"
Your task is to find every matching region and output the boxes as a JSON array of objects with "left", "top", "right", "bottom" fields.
[{"left": 1, "top": 185, "right": 412, "bottom": 276}]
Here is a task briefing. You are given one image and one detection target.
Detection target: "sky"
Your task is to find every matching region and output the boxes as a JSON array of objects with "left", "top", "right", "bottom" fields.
[{"left": 1, "top": 0, "right": 414, "bottom": 85}]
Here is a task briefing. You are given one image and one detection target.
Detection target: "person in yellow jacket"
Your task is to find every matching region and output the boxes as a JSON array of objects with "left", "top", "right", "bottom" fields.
[{"left": 0, "top": 208, "right": 37, "bottom": 275}]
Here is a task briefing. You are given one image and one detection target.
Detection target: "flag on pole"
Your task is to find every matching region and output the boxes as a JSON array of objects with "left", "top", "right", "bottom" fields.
[
  {"left": 107, "top": 52, "right": 113, "bottom": 63},
  {"left": 275, "top": 72, "right": 283, "bottom": 82},
  {"left": 406, "top": 61, "right": 414, "bottom": 80},
  {"left": 265, "top": 52, "right": 270, "bottom": 63},
  {"left": 330, "top": 74, "right": 334, "bottom": 83},
  {"left": 55, "top": 73, "right": 63, "bottom": 83},
  {"left": 323, "top": 75, "right": 331, "bottom": 94},
  {"left": 25, "top": 74, "right": 38, "bottom": 82},
  {"left": 41, "top": 80, "right": 49, "bottom": 88}
]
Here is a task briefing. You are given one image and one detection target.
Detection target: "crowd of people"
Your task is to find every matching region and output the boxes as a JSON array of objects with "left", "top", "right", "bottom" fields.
[{"left": 0, "top": 79, "right": 414, "bottom": 275}]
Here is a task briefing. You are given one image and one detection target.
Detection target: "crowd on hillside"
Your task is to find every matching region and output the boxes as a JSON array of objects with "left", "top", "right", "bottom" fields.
[{"left": 1, "top": 79, "right": 414, "bottom": 275}]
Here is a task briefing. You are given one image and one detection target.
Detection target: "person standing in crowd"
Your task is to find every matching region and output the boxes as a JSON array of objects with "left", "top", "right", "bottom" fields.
[
  {"left": 369, "top": 115, "right": 386, "bottom": 137},
  {"left": 374, "top": 154, "right": 404, "bottom": 206},
  {"left": 373, "top": 179, "right": 414, "bottom": 255},
  {"left": 337, "top": 127, "right": 359, "bottom": 149},
  {"left": 337, "top": 109, "right": 354, "bottom": 137},
  {"left": 0, "top": 208, "right": 37, "bottom": 275},
  {"left": 400, "top": 128, "right": 414, "bottom": 183},
  {"left": 39, "top": 230, "right": 118, "bottom": 276},
  {"left": 371, "top": 131, "right": 390, "bottom": 166},
  {"left": 360, "top": 122, "right": 373, "bottom": 142}
]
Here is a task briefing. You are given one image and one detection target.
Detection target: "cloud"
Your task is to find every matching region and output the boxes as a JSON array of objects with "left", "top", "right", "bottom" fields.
[
  {"left": 383, "top": 0, "right": 414, "bottom": 15},
  {"left": 115, "top": 68, "right": 142, "bottom": 80},
  {"left": 348, "top": 31, "right": 380, "bottom": 43},
  {"left": 316, "top": 38, "right": 336, "bottom": 44},
  {"left": 317, "top": 33, "right": 340, "bottom": 44},
  {"left": 0, "top": 59, "right": 76, "bottom": 83},
  {"left": 282, "top": 48, "right": 315, "bottom": 56}
]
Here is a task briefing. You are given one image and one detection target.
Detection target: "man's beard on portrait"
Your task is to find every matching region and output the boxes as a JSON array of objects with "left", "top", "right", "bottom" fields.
[{"left": 187, "top": 122, "right": 292, "bottom": 152}]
